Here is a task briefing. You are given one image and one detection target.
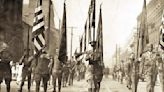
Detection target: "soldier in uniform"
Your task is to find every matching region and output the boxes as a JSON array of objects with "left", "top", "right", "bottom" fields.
[
  {"left": 18, "top": 51, "right": 32, "bottom": 92},
  {"left": 130, "top": 53, "right": 140, "bottom": 92},
  {"left": 33, "top": 50, "right": 51, "bottom": 92},
  {"left": 119, "top": 60, "right": 124, "bottom": 84},
  {"left": 156, "top": 52, "right": 164, "bottom": 92},
  {"left": 124, "top": 57, "right": 132, "bottom": 90},
  {"left": 85, "top": 41, "right": 103, "bottom": 92},
  {"left": 85, "top": 41, "right": 96, "bottom": 92},
  {"left": 144, "top": 44, "right": 158, "bottom": 92},
  {"left": 0, "top": 43, "right": 12, "bottom": 92}
]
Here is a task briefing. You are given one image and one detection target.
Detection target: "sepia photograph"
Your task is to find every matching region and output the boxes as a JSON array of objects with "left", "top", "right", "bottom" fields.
[{"left": 0, "top": 0, "right": 164, "bottom": 92}]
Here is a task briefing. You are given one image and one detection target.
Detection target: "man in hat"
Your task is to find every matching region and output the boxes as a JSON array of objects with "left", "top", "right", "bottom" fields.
[
  {"left": 33, "top": 50, "right": 51, "bottom": 92},
  {"left": 0, "top": 43, "right": 12, "bottom": 92}
]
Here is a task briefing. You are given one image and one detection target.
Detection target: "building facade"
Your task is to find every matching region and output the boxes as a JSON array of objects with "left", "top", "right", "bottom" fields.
[
  {"left": 23, "top": 0, "right": 60, "bottom": 55},
  {"left": 137, "top": 0, "right": 164, "bottom": 48}
]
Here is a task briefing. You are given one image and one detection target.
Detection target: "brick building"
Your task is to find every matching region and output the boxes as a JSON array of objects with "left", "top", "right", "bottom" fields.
[{"left": 23, "top": 0, "right": 60, "bottom": 55}]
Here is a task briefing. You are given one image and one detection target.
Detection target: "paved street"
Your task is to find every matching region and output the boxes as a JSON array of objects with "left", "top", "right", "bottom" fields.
[{"left": 0, "top": 76, "right": 162, "bottom": 92}]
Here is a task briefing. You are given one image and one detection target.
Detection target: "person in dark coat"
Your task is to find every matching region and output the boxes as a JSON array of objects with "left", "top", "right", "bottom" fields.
[{"left": 0, "top": 46, "right": 12, "bottom": 92}]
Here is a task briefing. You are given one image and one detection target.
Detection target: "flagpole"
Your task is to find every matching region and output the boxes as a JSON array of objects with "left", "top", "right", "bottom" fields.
[
  {"left": 93, "top": 0, "right": 96, "bottom": 42},
  {"left": 27, "top": 25, "right": 30, "bottom": 58},
  {"left": 47, "top": 0, "right": 51, "bottom": 50}
]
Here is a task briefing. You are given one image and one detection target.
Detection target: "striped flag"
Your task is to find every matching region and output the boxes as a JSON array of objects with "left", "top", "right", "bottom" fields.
[
  {"left": 32, "top": 0, "right": 46, "bottom": 54},
  {"left": 159, "top": 10, "right": 164, "bottom": 50}
]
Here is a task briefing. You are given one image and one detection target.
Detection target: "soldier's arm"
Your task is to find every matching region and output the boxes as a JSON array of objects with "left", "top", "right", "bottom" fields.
[{"left": 19, "top": 55, "right": 25, "bottom": 65}]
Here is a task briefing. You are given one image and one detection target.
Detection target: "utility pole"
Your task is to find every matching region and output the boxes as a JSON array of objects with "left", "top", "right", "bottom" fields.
[
  {"left": 67, "top": 26, "right": 77, "bottom": 61},
  {"left": 118, "top": 45, "right": 120, "bottom": 64},
  {"left": 116, "top": 44, "right": 117, "bottom": 65}
]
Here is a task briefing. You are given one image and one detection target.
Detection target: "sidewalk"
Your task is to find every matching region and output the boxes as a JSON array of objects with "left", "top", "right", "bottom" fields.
[{"left": 103, "top": 76, "right": 162, "bottom": 92}]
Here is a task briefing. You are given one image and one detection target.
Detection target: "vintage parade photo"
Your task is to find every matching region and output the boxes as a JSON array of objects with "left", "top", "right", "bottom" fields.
[{"left": 0, "top": 0, "right": 164, "bottom": 92}]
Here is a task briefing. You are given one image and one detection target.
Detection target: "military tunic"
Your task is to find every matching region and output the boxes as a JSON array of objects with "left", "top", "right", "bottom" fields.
[
  {"left": 157, "top": 54, "right": 164, "bottom": 92},
  {"left": 144, "top": 51, "right": 158, "bottom": 92}
]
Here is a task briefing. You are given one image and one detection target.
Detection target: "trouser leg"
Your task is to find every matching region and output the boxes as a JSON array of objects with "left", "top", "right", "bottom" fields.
[
  {"left": 5, "top": 80, "right": 10, "bottom": 92},
  {"left": 43, "top": 79, "right": 48, "bottom": 92},
  {"left": 27, "top": 74, "right": 31, "bottom": 91},
  {"left": 58, "top": 74, "right": 62, "bottom": 92},
  {"left": 52, "top": 76, "right": 56, "bottom": 92}
]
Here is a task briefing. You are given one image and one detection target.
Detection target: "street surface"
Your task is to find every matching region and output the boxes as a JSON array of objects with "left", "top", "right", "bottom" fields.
[{"left": 0, "top": 76, "right": 162, "bottom": 92}]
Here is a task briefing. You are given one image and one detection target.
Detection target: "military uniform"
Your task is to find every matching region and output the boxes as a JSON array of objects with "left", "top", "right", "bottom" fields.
[
  {"left": 119, "top": 60, "right": 124, "bottom": 84},
  {"left": 131, "top": 58, "right": 140, "bottom": 92},
  {"left": 18, "top": 54, "right": 32, "bottom": 92},
  {"left": 124, "top": 58, "right": 132, "bottom": 89},
  {"left": 144, "top": 51, "right": 158, "bottom": 92},
  {"left": 85, "top": 50, "right": 96, "bottom": 92},
  {"left": 157, "top": 53, "right": 164, "bottom": 92},
  {"left": 0, "top": 49, "right": 12, "bottom": 92},
  {"left": 34, "top": 52, "right": 50, "bottom": 92},
  {"left": 52, "top": 55, "right": 63, "bottom": 92},
  {"left": 85, "top": 50, "right": 103, "bottom": 92}
]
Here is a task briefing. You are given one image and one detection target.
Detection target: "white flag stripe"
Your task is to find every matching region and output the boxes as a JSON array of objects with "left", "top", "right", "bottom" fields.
[
  {"left": 32, "top": 21, "right": 45, "bottom": 32},
  {"left": 32, "top": 3, "right": 46, "bottom": 54},
  {"left": 35, "top": 6, "right": 42, "bottom": 13},
  {"left": 34, "top": 38, "right": 42, "bottom": 50},
  {"left": 38, "top": 34, "right": 46, "bottom": 46},
  {"left": 33, "top": 13, "right": 44, "bottom": 23}
]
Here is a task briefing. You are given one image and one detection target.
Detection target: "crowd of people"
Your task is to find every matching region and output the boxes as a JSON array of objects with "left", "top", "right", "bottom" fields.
[
  {"left": 0, "top": 42, "right": 88, "bottom": 92},
  {"left": 112, "top": 44, "right": 164, "bottom": 92}
]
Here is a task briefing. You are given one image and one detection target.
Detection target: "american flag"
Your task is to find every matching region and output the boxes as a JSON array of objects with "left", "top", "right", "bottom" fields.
[
  {"left": 32, "top": 1, "right": 46, "bottom": 54},
  {"left": 159, "top": 10, "right": 164, "bottom": 50}
]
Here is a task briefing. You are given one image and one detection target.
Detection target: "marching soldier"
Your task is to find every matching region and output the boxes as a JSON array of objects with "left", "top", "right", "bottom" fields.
[
  {"left": 18, "top": 51, "right": 32, "bottom": 92},
  {"left": 0, "top": 43, "right": 12, "bottom": 92},
  {"left": 157, "top": 52, "right": 164, "bottom": 92},
  {"left": 85, "top": 41, "right": 97, "bottom": 92},
  {"left": 130, "top": 53, "right": 140, "bottom": 92},
  {"left": 33, "top": 50, "right": 51, "bottom": 92},
  {"left": 85, "top": 41, "right": 103, "bottom": 92},
  {"left": 124, "top": 56, "right": 132, "bottom": 90},
  {"left": 144, "top": 44, "right": 158, "bottom": 92},
  {"left": 119, "top": 60, "right": 124, "bottom": 84}
]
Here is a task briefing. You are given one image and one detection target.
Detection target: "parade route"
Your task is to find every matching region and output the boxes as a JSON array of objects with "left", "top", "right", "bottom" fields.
[{"left": 0, "top": 76, "right": 162, "bottom": 92}]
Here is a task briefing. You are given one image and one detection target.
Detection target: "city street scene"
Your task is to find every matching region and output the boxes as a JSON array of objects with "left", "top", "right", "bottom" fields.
[{"left": 0, "top": 0, "right": 164, "bottom": 92}]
